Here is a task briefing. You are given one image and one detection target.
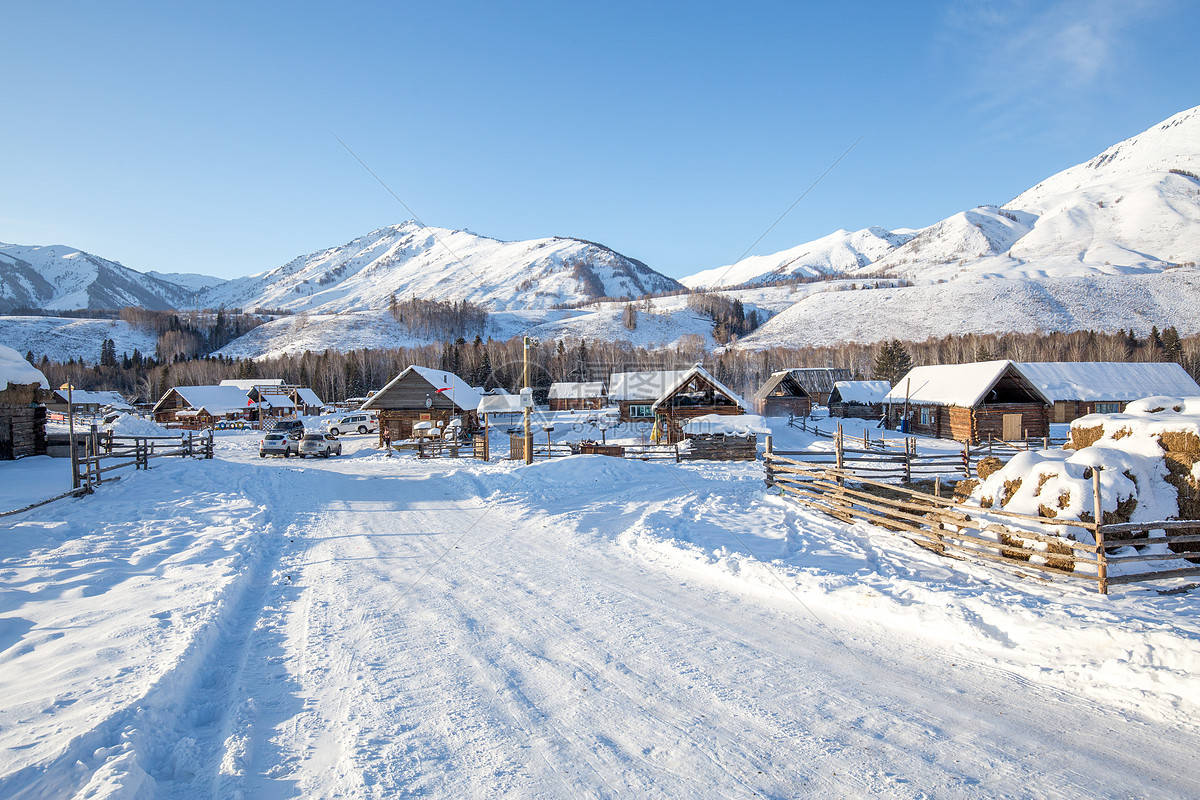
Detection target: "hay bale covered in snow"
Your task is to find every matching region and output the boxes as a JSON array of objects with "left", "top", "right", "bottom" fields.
[{"left": 973, "top": 395, "right": 1200, "bottom": 536}]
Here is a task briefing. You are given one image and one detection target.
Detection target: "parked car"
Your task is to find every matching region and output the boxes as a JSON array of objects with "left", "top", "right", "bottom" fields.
[
  {"left": 270, "top": 419, "right": 306, "bottom": 437},
  {"left": 259, "top": 433, "right": 297, "bottom": 458},
  {"left": 298, "top": 432, "right": 343, "bottom": 458},
  {"left": 326, "top": 413, "right": 377, "bottom": 436}
]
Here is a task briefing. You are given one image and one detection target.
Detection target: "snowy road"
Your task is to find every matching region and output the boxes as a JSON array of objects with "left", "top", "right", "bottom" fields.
[{"left": 3, "top": 435, "right": 1200, "bottom": 798}]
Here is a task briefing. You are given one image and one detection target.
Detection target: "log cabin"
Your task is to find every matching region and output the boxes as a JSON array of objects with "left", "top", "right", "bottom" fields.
[
  {"left": 1014, "top": 362, "right": 1200, "bottom": 423},
  {"left": 828, "top": 380, "right": 891, "bottom": 419},
  {"left": 752, "top": 371, "right": 812, "bottom": 418},
  {"left": 885, "top": 361, "right": 1051, "bottom": 444},
  {"left": 362, "top": 365, "right": 480, "bottom": 443},
  {"left": 152, "top": 385, "right": 254, "bottom": 429},
  {"left": 547, "top": 381, "right": 607, "bottom": 411}
]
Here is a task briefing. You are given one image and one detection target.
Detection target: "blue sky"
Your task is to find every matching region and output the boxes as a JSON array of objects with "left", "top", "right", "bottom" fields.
[{"left": 2, "top": 0, "right": 1197, "bottom": 281}]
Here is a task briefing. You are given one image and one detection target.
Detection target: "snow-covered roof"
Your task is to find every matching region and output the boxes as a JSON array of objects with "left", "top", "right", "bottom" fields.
[
  {"left": 294, "top": 387, "right": 323, "bottom": 407},
  {"left": 885, "top": 361, "right": 1051, "bottom": 407},
  {"left": 1014, "top": 361, "right": 1200, "bottom": 403},
  {"left": 219, "top": 378, "right": 283, "bottom": 390},
  {"left": 652, "top": 366, "right": 746, "bottom": 411},
  {"left": 478, "top": 395, "right": 524, "bottom": 415},
  {"left": 547, "top": 381, "right": 606, "bottom": 400},
  {"left": 153, "top": 385, "right": 252, "bottom": 416},
  {"left": 681, "top": 414, "right": 771, "bottom": 436},
  {"left": 608, "top": 370, "right": 692, "bottom": 402},
  {"left": 0, "top": 343, "right": 48, "bottom": 390},
  {"left": 363, "top": 366, "right": 481, "bottom": 411},
  {"left": 55, "top": 388, "right": 132, "bottom": 409},
  {"left": 831, "top": 380, "right": 891, "bottom": 405},
  {"left": 255, "top": 394, "right": 295, "bottom": 409}
]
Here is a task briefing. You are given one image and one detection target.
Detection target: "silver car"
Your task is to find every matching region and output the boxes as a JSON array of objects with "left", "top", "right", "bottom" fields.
[
  {"left": 298, "top": 432, "right": 343, "bottom": 458},
  {"left": 259, "top": 433, "right": 296, "bottom": 458}
]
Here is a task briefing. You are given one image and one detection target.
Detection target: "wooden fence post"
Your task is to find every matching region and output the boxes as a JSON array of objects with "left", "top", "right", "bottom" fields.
[
  {"left": 835, "top": 423, "right": 844, "bottom": 488},
  {"left": 962, "top": 440, "right": 970, "bottom": 478},
  {"left": 904, "top": 437, "right": 912, "bottom": 485},
  {"left": 1093, "top": 467, "right": 1108, "bottom": 595}
]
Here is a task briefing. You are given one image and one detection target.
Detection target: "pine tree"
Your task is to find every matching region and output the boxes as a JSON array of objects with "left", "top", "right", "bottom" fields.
[
  {"left": 873, "top": 340, "right": 912, "bottom": 386},
  {"left": 622, "top": 303, "right": 638, "bottom": 331},
  {"left": 157, "top": 364, "right": 171, "bottom": 401},
  {"left": 1162, "top": 326, "right": 1183, "bottom": 362}
]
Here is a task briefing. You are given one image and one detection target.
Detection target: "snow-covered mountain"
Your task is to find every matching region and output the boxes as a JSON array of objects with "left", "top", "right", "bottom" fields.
[
  {"left": 682, "top": 226, "right": 916, "bottom": 289},
  {"left": 196, "top": 222, "right": 683, "bottom": 313},
  {"left": 858, "top": 105, "right": 1200, "bottom": 282},
  {"left": 0, "top": 243, "right": 201, "bottom": 312}
]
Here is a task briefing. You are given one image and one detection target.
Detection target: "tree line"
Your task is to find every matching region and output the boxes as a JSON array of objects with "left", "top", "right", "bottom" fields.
[{"left": 29, "top": 324, "right": 1200, "bottom": 408}]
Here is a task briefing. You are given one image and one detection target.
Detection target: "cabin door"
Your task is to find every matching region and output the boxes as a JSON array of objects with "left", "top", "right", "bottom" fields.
[{"left": 1002, "top": 413, "right": 1023, "bottom": 441}]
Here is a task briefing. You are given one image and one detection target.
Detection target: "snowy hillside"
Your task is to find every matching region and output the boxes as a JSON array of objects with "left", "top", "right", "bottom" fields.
[
  {"left": 0, "top": 243, "right": 198, "bottom": 312},
  {"left": 682, "top": 226, "right": 915, "bottom": 289},
  {"left": 196, "top": 222, "right": 682, "bottom": 314},
  {"left": 737, "top": 267, "right": 1200, "bottom": 349},
  {"left": 217, "top": 291, "right": 779, "bottom": 359},
  {"left": 0, "top": 315, "right": 159, "bottom": 363}
]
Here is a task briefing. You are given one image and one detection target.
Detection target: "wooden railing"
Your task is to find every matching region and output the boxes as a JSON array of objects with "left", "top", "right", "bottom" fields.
[
  {"left": 764, "top": 440, "right": 1200, "bottom": 594},
  {"left": 74, "top": 429, "right": 213, "bottom": 490}
]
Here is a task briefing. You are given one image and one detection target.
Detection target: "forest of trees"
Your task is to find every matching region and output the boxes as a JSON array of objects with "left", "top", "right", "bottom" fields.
[{"left": 28, "top": 323, "right": 1200, "bottom": 408}]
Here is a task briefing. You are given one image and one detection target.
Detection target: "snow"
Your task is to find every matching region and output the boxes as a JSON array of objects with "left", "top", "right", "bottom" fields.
[
  {"left": 608, "top": 369, "right": 693, "bottom": 402},
  {"left": 0, "top": 343, "right": 48, "bottom": 389},
  {"left": 1, "top": 427, "right": 1199, "bottom": 797},
  {"left": 219, "top": 378, "right": 284, "bottom": 390},
  {"left": 681, "top": 413, "right": 770, "bottom": 436},
  {"left": 196, "top": 222, "right": 682, "bottom": 314},
  {"left": 477, "top": 394, "right": 524, "bottom": 415},
  {"left": 0, "top": 316, "right": 158, "bottom": 365},
  {"left": 652, "top": 364, "right": 746, "bottom": 410},
  {"left": 154, "top": 385, "right": 254, "bottom": 416},
  {"left": 546, "top": 381, "right": 605, "bottom": 399},
  {"left": 831, "top": 380, "right": 891, "bottom": 405},
  {"left": 1016, "top": 361, "right": 1200, "bottom": 402},
  {"left": 885, "top": 360, "right": 1049, "bottom": 407},
  {"left": 57, "top": 388, "right": 132, "bottom": 410},
  {"left": 682, "top": 226, "right": 914, "bottom": 289},
  {"left": 102, "top": 413, "right": 172, "bottom": 437}
]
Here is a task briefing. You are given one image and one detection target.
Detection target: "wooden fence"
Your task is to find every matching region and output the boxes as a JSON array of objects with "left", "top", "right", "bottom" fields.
[
  {"left": 787, "top": 418, "right": 1071, "bottom": 480},
  {"left": 74, "top": 428, "right": 213, "bottom": 491},
  {"left": 2, "top": 429, "right": 213, "bottom": 518},
  {"left": 764, "top": 439, "right": 1200, "bottom": 594}
]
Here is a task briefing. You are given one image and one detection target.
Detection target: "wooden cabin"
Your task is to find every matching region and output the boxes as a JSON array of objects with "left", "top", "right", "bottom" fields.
[
  {"left": 786, "top": 368, "right": 853, "bottom": 406},
  {"left": 362, "top": 366, "right": 480, "bottom": 443},
  {"left": 547, "top": 381, "right": 607, "bottom": 411},
  {"left": 47, "top": 386, "right": 133, "bottom": 416},
  {"left": 651, "top": 367, "right": 746, "bottom": 444},
  {"left": 1014, "top": 362, "right": 1200, "bottom": 423},
  {"left": 152, "top": 385, "right": 253, "bottom": 429},
  {"left": 753, "top": 371, "right": 812, "bottom": 418},
  {"left": 0, "top": 346, "right": 51, "bottom": 460},
  {"left": 885, "top": 361, "right": 1051, "bottom": 444},
  {"left": 608, "top": 370, "right": 692, "bottom": 423},
  {"left": 828, "top": 380, "right": 891, "bottom": 419}
]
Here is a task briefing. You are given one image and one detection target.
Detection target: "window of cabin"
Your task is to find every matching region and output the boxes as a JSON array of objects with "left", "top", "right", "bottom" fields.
[
  {"left": 1095, "top": 402, "right": 1121, "bottom": 414},
  {"left": 629, "top": 404, "right": 653, "bottom": 418}
]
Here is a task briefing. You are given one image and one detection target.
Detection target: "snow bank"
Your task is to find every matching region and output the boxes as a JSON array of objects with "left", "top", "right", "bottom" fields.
[{"left": 103, "top": 413, "right": 173, "bottom": 437}]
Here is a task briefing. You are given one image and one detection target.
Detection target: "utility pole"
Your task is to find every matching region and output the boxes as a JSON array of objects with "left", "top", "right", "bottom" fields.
[
  {"left": 67, "top": 382, "right": 79, "bottom": 489},
  {"left": 523, "top": 336, "right": 535, "bottom": 464}
]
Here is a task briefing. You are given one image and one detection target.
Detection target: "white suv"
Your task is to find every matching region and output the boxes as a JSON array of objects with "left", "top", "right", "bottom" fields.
[{"left": 326, "top": 413, "right": 377, "bottom": 436}]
